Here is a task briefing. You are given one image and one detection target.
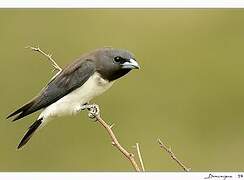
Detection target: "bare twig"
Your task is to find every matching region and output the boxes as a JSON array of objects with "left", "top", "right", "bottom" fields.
[
  {"left": 157, "top": 138, "right": 190, "bottom": 172},
  {"left": 26, "top": 46, "right": 62, "bottom": 72},
  {"left": 135, "top": 143, "right": 145, "bottom": 171},
  {"left": 86, "top": 105, "right": 141, "bottom": 172}
]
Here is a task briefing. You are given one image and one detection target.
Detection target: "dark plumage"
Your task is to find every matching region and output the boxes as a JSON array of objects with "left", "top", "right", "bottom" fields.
[
  {"left": 8, "top": 60, "right": 96, "bottom": 121},
  {"left": 17, "top": 118, "right": 43, "bottom": 149}
]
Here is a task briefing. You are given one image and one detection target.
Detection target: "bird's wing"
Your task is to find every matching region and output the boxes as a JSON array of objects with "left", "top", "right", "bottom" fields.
[{"left": 7, "top": 59, "right": 96, "bottom": 121}]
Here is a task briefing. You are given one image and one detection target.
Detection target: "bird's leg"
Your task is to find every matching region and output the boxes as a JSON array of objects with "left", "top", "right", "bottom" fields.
[
  {"left": 79, "top": 102, "right": 88, "bottom": 110},
  {"left": 80, "top": 103, "right": 100, "bottom": 121}
]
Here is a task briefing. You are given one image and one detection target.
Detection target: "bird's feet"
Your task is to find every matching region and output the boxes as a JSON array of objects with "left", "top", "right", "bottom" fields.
[{"left": 80, "top": 103, "right": 100, "bottom": 120}]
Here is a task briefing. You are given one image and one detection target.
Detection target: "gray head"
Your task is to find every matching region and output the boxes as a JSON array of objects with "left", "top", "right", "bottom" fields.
[{"left": 90, "top": 47, "right": 140, "bottom": 81}]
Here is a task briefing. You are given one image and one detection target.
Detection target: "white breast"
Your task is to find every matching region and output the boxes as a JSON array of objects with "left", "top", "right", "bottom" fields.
[{"left": 39, "top": 72, "right": 114, "bottom": 120}]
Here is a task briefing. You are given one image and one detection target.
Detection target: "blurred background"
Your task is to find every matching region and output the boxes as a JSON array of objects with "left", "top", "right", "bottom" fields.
[{"left": 0, "top": 9, "right": 244, "bottom": 171}]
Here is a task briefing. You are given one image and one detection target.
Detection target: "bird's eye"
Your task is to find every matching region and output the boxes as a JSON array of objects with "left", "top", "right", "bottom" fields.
[{"left": 114, "top": 56, "right": 122, "bottom": 63}]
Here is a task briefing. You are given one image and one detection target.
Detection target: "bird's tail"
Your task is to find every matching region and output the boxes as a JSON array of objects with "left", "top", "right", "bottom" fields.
[
  {"left": 17, "top": 117, "right": 43, "bottom": 149},
  {"left": 6, "top": 100, "right": 35, "bottom": 121}
]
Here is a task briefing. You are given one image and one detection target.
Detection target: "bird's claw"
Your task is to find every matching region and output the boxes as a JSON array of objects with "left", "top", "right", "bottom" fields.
[
  {"left": 80, "top": 104, "right": 100, "bottom": 120},
  {"left": 88, "top": 104, "right": 100, "bottom": 119}
]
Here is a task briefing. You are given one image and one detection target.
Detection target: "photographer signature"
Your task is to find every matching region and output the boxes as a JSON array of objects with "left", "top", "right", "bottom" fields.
[{"left": 204, "top": 173, "right": 232, "bottom": 180}]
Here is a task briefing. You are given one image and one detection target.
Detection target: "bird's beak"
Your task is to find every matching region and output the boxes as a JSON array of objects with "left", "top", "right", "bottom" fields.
[{"left": 121, "top": 59, "right": 140, "bottom": 69}]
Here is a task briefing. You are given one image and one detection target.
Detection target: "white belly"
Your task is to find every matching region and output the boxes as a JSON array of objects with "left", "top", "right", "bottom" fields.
[{"left": 39, "top": 72, "right": 114, "bottom": 119}]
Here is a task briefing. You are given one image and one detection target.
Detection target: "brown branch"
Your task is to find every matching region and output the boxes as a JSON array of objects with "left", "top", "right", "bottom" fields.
[
  {"left": 135, "top": 143, "right": 145, "bottom": 171},
  {"left": 157, "top": 138, "right": 190, "bottom": 172},
  {"left": 86, "top": 104, "right": 141, "bottom": 172},
  {"left": 26, "top": 45, "right": 62, "bottom": 72}
]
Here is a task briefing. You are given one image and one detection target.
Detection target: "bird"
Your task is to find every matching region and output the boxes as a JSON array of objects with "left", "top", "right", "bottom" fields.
[{"left": 7, "top": 47, "right": 140, "bottom": 149}]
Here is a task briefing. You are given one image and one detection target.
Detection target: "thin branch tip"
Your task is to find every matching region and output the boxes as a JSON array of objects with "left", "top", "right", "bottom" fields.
[
  {"left": 135, "top": 142, "right": 145, "bottom": 171},
  {"left": 26, "top": 45, "right": 62, "bottom": 72},
  {"left": 157, "top": 138, "right": 190, "bottom": 172}
]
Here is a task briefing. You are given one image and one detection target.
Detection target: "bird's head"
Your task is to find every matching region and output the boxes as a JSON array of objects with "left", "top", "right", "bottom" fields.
[{"left": 93, "top": 47, "right": 140, "bottom": 81}]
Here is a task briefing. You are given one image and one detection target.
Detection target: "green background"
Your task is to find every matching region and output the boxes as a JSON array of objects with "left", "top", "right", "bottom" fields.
[{"left": 0, "top": 9, "right": 244, "bottom": 171}]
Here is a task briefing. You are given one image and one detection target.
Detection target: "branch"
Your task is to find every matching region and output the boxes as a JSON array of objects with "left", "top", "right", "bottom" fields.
[
  {"left": 86, "top": 105, "right": 141, "bottom": 172},
  {"left": 26, "top": 46, "right": 62, "bottom": 72},
  {"left": 135, "top": 143, "right": 145, "bottom": 171},
  {"left": 157, "top": 138, "right": 190, "bottom": 172}
]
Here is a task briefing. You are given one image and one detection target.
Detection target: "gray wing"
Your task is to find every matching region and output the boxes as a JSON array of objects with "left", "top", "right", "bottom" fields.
[{"left": 7, "top": 59, "right": 96, "bottom": 121}]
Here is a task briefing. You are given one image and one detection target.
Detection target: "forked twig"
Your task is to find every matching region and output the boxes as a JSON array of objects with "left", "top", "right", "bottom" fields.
[
  {"left": 26, "top": 46, "right": 62, "bottom": 72},
  {"left": 157, "top": 138, "right": 190, "bottom": 172}
]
